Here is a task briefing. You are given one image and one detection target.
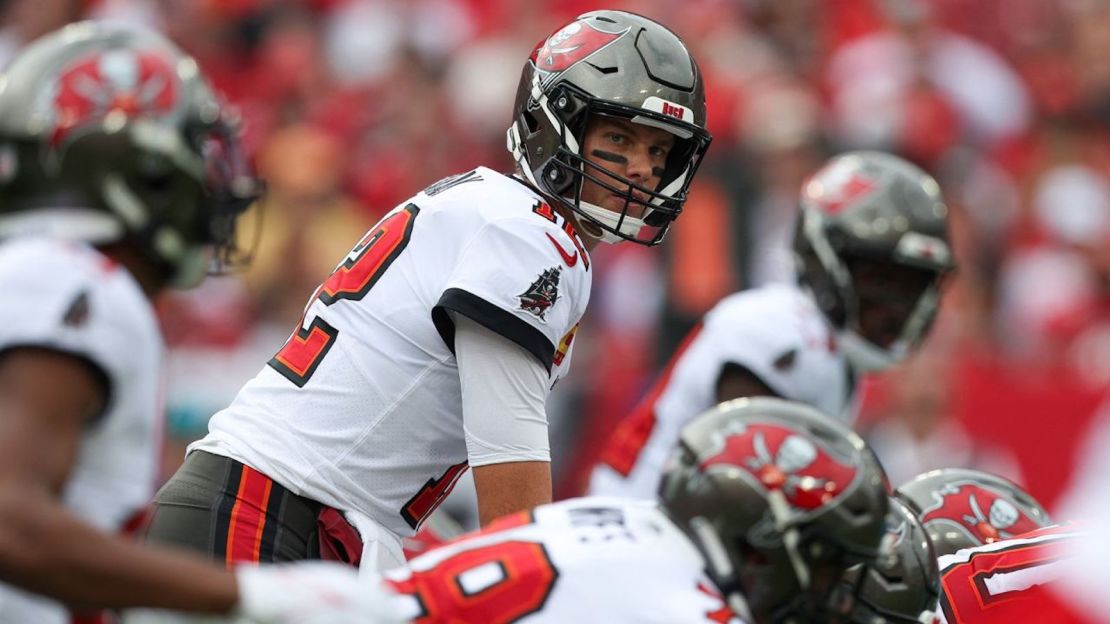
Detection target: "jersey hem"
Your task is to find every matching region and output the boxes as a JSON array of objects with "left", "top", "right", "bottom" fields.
[{"left": 467, "top": 452, "right": 552, "bottom": 467}]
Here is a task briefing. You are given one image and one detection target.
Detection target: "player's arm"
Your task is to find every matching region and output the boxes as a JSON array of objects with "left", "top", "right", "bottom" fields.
[
  {"left": 453, "top": 313, "right": 553, "bottom": 526},
  {"left": 0, "top": 348, "right": 398, "bottom": 623},
  {"left": 715, "top": 362, "right": 779, "bottom": 404},
  {"left": 0, "top": 346, "right": 239, "bottom": 612},
  {"left": 472, "top": 462, "right": 552, "bottom": 527}
]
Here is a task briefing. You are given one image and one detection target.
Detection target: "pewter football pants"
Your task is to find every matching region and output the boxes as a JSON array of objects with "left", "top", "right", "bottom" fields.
[{"left": 142, "top": 451, "right": 324, "bottom": 564}]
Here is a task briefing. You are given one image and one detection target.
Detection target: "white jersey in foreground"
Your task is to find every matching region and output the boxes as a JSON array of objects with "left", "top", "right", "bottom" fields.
[
  {"left": 935, "top": 525, "right": 1089, "bottom": 624},
  {"left": 379, "top": 497, "right": 745, "bottom": 623},
  {"left": 0, "top": 238, "right": 162, "bottom": 624},
  {"left": 194, "top": 168, "right": 591, "bottom": 539},
  {"left": 590, "top": 284, "right": 851, "bottom": 499}
]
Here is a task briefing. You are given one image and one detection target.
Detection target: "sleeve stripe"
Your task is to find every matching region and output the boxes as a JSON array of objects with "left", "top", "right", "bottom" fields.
[{"left": 432, "top": 288, "right": 555, "bottom": 372}]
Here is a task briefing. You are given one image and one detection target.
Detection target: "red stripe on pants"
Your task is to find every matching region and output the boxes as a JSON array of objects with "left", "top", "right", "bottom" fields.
[{"left": 225, "top": 465, "right": 273, "bottom": 565}]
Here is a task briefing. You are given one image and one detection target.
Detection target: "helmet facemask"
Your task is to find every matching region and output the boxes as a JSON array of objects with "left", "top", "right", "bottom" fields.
[
  {"left": 187, "top": 114, "right": 262, "bottom": 281},
  {"left": 799, "top": 215, "right": 945, "bottom": 368},
  {"left": 835, "top": 498, "right": 941, "bottom": 624}
]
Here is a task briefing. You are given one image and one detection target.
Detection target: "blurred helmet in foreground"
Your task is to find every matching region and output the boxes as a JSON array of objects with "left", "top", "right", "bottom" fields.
[
  {"left": 0, "top": 21, "right": 259, "bottom": 288},
  {"left": 895, "top": 468, "right": 1052, "bottom": 557},
  {"left": 659, "top": 397, "right": 889, "bottom": 622}
]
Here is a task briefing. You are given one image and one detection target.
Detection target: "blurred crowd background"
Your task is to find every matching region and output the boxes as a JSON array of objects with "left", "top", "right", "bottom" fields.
[{"left": 5, "top": 0, "right": 1109, "bottom": 517}]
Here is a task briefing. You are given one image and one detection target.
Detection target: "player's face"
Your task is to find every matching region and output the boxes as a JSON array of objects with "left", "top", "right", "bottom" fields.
[
  {"left": 850, "top": 258, "right": 939, "bottom": 348},
  {"left": 578, "top": 116, "right": 674, "bottom": 219}
]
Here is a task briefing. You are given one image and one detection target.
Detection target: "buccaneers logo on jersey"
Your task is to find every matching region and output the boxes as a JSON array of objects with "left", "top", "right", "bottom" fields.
[
  {"left": 530, "top": 20, "right": 628, "bottom": 74},
  {"left": 48, "top": 48, "right": 179, "bottom": 147},
  {"left": 919, "top": 482, "right": 1043, "bottom": 544},
  {"left": 518, "top": 266, "right": 561, "bottom": 321},
  {"left": 699, "top": 423, "right": 859, "bottom": 511}
]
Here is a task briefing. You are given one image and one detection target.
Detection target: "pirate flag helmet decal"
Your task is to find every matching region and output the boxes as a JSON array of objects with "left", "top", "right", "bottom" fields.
[{"left": 895, "top": 468, "right": 1052, "bottom": 557}]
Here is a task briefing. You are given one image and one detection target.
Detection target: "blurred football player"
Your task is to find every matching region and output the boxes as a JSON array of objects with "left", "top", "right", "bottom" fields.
[
  {"left": 895, "top": 468, "right": 1090, "bottom": 623},
  {"left": 143, "top": 9, "right": 712, "bottom": 572},
  {"left": 590, "top": 151, "right": 954, "bottom": 499},
  {"left": 0, "top": 21, "right": 398, "bottom": 624},
  {"left": 165, "top": 398, "right": 883, "bottom": 624}
]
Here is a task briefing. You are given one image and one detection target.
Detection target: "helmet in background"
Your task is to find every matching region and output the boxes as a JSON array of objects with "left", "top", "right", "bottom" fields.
[{"left": 794, "top": 151, "right": 954, "bottom": 371}]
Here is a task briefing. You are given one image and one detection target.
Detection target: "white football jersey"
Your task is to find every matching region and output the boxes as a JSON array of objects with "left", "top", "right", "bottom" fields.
[
  {"left": 589, "top": 284, "right": 851, "bottom": 499},
  {"left": 378, "top": 497, "right": 746, "bottom": 623},
  {"left": 935, "top": 525, "right": 1085, "bottom": 624},
  {"left": 194, "top": 168, "right": 591, "bottom": 538},
  {"left": 0, "top": 237, "right": 163, "bottom": 624}
]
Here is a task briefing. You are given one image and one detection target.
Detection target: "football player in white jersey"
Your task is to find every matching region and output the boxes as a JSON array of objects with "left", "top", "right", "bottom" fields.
[
  {"left": 0, "top": 21, "right": 404, "bottom": 624},
  {"left": 142, "top": 9, "right": 713, "bottom": 573},
  {"left": 136, "top": 398, "right": 886, "bottom": 624},
  {"left": 590, "top": 151, "right": 955, "bottom": 500}
]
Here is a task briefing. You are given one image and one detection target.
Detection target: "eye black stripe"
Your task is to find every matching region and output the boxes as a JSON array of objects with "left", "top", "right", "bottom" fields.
[{"left": 590, "top": 149, "right": 628, "bottom": 165}]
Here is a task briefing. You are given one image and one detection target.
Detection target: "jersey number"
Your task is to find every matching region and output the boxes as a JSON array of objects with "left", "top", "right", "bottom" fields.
[
  {"left": 388, "top": 540, "right": 558, "bottom": 623},
  {"left": 401, "top": 461, "right": 468, "bottom": 530},
  {"left": 940, "top": 541, "right": 1067, "bottom": 623},
  {"left": 268, "top": 205, "right": 420, "bottom": 387}
]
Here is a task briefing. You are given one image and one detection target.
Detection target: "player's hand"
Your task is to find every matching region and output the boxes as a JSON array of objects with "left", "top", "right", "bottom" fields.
[
  {"left": 232, "top": 562, "right": 407, "bottom": 624},
  {"left": 121, "top": 562, "right": 409, "bottom": 624}
]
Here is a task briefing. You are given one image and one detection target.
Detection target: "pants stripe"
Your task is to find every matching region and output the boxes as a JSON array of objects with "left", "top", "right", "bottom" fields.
[
  {"left": 211, "top": 460, "right": 243, "bottom": 564},
  {"left": 225, "top": 465, "right": 274, "bottom": 565}
]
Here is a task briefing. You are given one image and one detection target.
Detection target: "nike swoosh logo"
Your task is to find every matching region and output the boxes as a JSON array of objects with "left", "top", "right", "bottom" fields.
[{"left": 546, "top": 232, "right": 578, "bottom": 267}]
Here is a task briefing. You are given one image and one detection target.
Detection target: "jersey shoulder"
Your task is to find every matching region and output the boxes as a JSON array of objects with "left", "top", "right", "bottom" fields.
[
  {"left": 416, "top": 167, "right": 542, "bottom": 222},
  {"left": 417, "top": 167, "right": 589, "bottom": 258},
  {"left": 0, "top": 237, "right": 110, "bottom": 302},
  {"left": 706, "top": 284, "right": 820, "bottom": 333}
]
